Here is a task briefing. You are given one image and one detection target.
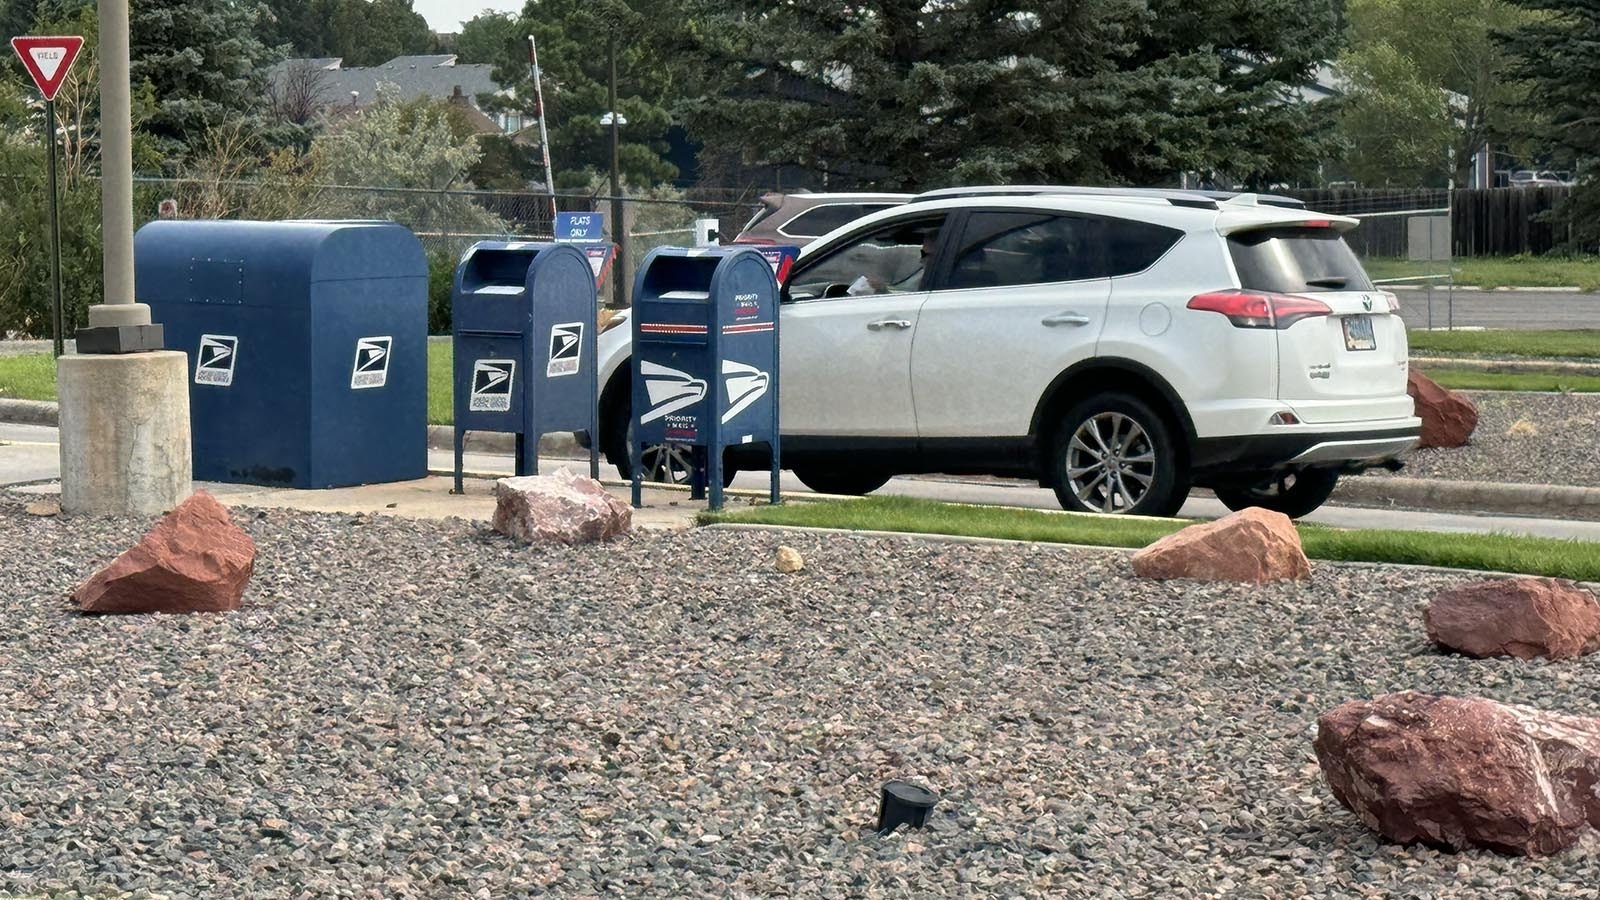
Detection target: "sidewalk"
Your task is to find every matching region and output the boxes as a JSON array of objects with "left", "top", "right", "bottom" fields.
[{"left": 0, "top": 424, "right": 734, "bottom": 530}]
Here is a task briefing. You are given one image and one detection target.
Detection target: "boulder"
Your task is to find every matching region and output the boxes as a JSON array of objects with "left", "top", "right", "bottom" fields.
[
  {"left": 775, "top": 546, "right": 804, "bottom": 574},
  {"left": 492, "top": 470, "right": 632, "bottom": 545},
  {"left": 1130, "top": 507, "right": 1310, "bottom": 583},
  {"left": 73, "top": 491, "right": 256, "bottom": 614},
  {"left": 1425, "top": 577, "right": 1600, "bottom": 660},
  {"left": 1407, "top": 370, "right": 1478, "bottom": 448},
  {"left": 1315, "top": 691, "right": 1600, "bottom": 856}
]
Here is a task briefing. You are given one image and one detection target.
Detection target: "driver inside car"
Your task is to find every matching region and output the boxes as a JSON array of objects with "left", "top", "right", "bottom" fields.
[{"left": 847, "top": 228, "right": 940, "bottom": 295}]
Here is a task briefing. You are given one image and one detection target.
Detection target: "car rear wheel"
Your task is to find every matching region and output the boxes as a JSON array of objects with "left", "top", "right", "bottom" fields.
[
  {"left": 1051, "top": 393, "right": 1188, "bottom": 517},
  {"left": 793, "top": 467, "right": 892, "bottom": 496},
  {"left": 1213, "top": 469, "right": 1339, "bottom": 519}
]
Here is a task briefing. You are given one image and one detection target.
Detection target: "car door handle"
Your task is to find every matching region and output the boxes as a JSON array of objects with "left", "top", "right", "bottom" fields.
[
  {"left": 1042, "top": 312, "right": 1092, "bottom": 327},
  {"left": 867, "top": 319, "right": 913, "bottom": 331}
]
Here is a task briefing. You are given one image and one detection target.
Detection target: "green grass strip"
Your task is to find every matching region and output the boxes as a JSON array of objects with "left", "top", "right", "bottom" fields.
[
  {"left": 427, "top": 341, "right": 452, "bottom": 426},
  {"left": 1407, "top": 329, "right": 1600, "bottom": 360},
  {"left": 1364, "top": 255, "right": 1600, "bottom": 291},
  {"left": 1424, "top": 367, "right": 1600, "bottom": 393},
  {"left": 0, "top": 353, "right": 57, "bottom": 402},
  {"left": 704, "top": 495, "right": 1600, "bottom": 581}
]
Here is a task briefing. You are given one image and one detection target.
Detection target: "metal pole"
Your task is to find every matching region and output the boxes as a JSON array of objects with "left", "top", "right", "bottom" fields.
[
  {"left": 608, "top": 36, "right": 625, "bottom": 309},
  {"left": 528, "top": 35, "right": 557, "bottom": 225},
  {"left": 44, "top": 98, "right": 64, "bottom": 358},
  {"left": 89, "top": 0, "right": 149, "bottom": 330}
]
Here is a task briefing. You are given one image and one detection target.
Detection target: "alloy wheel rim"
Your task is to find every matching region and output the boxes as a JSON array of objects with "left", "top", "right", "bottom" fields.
[
  {"left": 641, "top": 442, "right": 696, "bottom": 485},
  {"left": 1066, "top": 412, "right": 1156, "bottom": 514}
]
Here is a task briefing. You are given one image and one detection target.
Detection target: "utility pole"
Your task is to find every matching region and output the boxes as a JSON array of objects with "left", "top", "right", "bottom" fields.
[
  {"left": 608, "top": 35, "right": 625, "bottom": 308},
  {"left": 56, "top": 0, "right": 191, "bottom": 516},
  {"left": 81, "top": 0, "right": 157, "bottom": 348}
]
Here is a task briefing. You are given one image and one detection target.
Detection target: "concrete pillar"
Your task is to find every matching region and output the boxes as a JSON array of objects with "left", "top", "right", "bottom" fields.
[{"left": 58, "top": 352, "right": 191, "bottom": 516}]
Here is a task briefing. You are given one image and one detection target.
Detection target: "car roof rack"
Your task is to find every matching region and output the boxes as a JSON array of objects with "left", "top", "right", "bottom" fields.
[{"left": 907, "top": 185, "right": 1306, "bottom": 211}]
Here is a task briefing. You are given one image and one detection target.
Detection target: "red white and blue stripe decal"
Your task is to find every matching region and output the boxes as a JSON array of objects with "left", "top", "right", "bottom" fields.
[
  {"left": 722, "top": 322, "right": 774, "bottom": 335},
  {"left": 638, "top": 323, "right": 708, "bottom": 335}
]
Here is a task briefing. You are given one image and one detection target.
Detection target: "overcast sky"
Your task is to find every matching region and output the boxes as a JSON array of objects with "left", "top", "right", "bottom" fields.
[{"left": 416, "top": 1, "right": 522, "bottom": 33}]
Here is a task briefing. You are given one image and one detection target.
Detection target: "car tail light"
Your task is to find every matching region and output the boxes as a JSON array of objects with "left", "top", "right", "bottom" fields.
[
  {"left": 1269, "top": 411, "right": 1300, "bottom": 426},
  {"left": 1187, "top": 289, "right": 1332, "bottom": 330},
  {"left": 1382, "top": 291, "right": 1400, "bottom": 312}
]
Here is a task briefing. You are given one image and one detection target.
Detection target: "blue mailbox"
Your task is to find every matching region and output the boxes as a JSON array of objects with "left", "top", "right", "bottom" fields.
[
  {"left": 451, "top": 241, "right": 599, "bottom": 491},
  {"left": 136, "top": 220, "right": 427, "bottom": 489},
  {"left": 630, "top": 246, "right": 781, "bottom": 511}
]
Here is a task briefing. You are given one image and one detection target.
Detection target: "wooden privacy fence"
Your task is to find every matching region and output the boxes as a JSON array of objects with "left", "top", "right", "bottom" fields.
[{"left": 1284, "top": 187, "right": 1576, "bottom": 258}]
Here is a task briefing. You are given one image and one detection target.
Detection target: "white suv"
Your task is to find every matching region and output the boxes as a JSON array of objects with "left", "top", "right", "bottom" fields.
[{"left": 593, "top": 187, "right": 1420, "bottom": 518}]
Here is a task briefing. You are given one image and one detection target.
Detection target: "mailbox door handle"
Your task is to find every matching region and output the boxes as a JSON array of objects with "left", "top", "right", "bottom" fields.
[
  {"left": 867, "top": 319, "right": 913, "bottom": 331},
  {"left": 1042, "top": 312, "right": 1092, "bottom": 327}
]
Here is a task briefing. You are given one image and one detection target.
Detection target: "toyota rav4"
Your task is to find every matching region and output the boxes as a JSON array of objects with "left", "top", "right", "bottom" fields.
[{"left": 592, "top": 187, "right": 1420, "bottom": 518}]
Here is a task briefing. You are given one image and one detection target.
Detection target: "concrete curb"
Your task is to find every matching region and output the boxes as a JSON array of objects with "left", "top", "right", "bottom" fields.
[
  {"left": 0, "top": 399, "right": 58, "bottom": 427},
  {"left": 1336, "top": 475, "right": 1600, "bottom": 520},
  {"left": 6, "top": 404, "right": 1599, "bottom": 521},
  {"left": 701, "top": 522, "right": 1599, "bottom": 587},
  {"left": 424, "top": 425, "right": 581, "bottom": 457},
  {"left": 1388, "top": 284, "right": 1587, "bottom": 294},
  {"left": 1413, "top": 356, "right": 1600, "bottom": 376}
]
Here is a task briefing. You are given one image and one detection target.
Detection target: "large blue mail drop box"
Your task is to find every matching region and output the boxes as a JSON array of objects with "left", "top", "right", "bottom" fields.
[{"left": 136, "top": 220, "right": 428, "bottom": 489}]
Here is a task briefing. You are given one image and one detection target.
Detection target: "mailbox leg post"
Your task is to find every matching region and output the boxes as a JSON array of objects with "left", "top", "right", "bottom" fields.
[
  {"left": 708, "top": 449, "right": 724, "bottom": 512},
  {"left": 453, "top": 428, "right": 465, "bottom": 494},
  {"left": 630, "top": 440, "right": 642, "bottom": 508},
  {"left": 690, "top": 450, "right": 706, "bottom": 502},
  {"left": 770, "top": 441, "right": 780, "bottom": 506}
]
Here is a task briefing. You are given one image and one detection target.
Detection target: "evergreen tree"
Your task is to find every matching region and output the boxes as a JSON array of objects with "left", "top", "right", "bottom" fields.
[
  {"left": 484, "top": 0, "right": 680, "bottom": 188},
  {"left": 455, "top": 10, "right": 521, "bottom": 65},
  {"left": 130, "top": 0, "right": 278, "bottom": 163},
  {"left": 1500, "top": 0, "right": 1600, "bottom": 247},
  {"left": 678, "top": 0, "right": 1339, "bottom": 189},
  {"left": 259, "top": 0, "right": 434, "bottom": 65}
]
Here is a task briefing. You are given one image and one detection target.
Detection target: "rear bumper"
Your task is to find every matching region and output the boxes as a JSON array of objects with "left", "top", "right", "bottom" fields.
[{"left": 1191, "top": 419, "right": 1421, "bottom": 477}]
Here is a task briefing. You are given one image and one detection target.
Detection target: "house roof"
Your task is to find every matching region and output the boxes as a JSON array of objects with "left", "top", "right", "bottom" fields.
[{"left": 270, "top": 54, "right": 506, "bottom": 110}]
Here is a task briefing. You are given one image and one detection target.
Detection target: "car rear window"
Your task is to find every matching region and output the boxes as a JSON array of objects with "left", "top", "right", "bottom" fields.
[
  {"left": 1228, "top": 227, "right": 1374, "bottom": 293},
  {"left": 781, "top": 204, "right": 896, "bottom": 238}
]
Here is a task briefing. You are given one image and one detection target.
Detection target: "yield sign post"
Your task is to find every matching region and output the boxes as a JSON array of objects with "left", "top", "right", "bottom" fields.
[{"left": 11, "top": 35, "right": 85, "bottom": 359}]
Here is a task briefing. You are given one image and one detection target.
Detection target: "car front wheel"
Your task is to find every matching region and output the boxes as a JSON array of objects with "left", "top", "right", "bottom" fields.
[
  {"left": 1213, "top": 469, "right": 1339, "bottom": 519},
  {"left": 1051, "top": 393, "right": 1188, "bottom": 517}
]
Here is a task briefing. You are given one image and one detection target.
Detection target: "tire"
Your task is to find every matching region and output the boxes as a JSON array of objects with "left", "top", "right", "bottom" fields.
[
  {"left": 1050, "top": 393, "right": 1188, "bottom": 517},
  {"left": 606, "top": 398, "right": 735, "bottom": 488},
  {"left": 793, "top": 467, "right": 892, "bottom": 496},
  {"left": 1213, "top": 469, "right": 1339, "bottom": 519}
]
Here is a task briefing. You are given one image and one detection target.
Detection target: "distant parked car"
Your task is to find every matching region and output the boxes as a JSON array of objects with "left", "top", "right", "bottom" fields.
[
  {"left": 732, "top": 191, "right": 911, "bottom": 246},
  {"left": 1509, "top": 170, "right": 1568, "bottom": 189}
]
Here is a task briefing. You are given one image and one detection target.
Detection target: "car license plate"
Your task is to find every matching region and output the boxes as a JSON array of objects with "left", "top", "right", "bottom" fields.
[{"left": 1342, "top": 315, "right": 1376, "bottom": 351}]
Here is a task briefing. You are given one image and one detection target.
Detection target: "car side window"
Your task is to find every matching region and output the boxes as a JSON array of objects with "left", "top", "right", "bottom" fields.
[
  {"left": 1104, "top": 219, "right": 1184, "bottom": 276},
  {"left": 945, "top": 213, "right": 1108, "bottom": 290},
  {"left": 786, "top": 216, "right": 947, "bottom": 301},
  {"left": 781, "top": 203, "right": 896, "bottom": 239}
]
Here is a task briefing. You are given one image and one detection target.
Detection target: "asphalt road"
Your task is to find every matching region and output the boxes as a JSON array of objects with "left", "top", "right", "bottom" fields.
[{"left": 1395, "top": 288, "right": 1600, "bottom": 330}]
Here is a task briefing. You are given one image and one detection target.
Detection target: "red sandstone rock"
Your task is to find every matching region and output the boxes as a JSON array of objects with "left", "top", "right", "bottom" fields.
[
  {"left": 1130, "top": 507, "right": 1310, "bottom": 582},
  {"left": 73, "top": 491, "right": 256, "bottom": 614},
  {"left": 1425, "top": 577, "right": 1600, "bottom": 660},
  {"left": 492, "top": 470, "right": 632, "bottom": 545},
  {"left": 1315, "top": 691, "right": 1600, "bottom": 856},
  {"left": 1408, "top": 370, "right": 1478, "bottom": 448}
]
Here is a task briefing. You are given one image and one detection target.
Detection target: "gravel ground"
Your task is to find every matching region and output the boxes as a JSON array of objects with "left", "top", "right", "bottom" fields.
[
  {"left": 1387, "top": 389, "right": 1600, "bottom": 487},
  {"left": 4, "top": 502, "right": 1600, "bottom": 898}
]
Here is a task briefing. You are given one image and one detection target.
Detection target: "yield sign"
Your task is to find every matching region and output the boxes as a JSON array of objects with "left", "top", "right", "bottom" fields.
[{"left": 10, "top": 36, "right": 84, "bottom": 102}]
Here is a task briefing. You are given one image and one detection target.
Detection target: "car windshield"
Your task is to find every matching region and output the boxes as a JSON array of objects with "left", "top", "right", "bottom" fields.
[{"left": 1228, "top": 227, "right": 1374, "bottom": 294}]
